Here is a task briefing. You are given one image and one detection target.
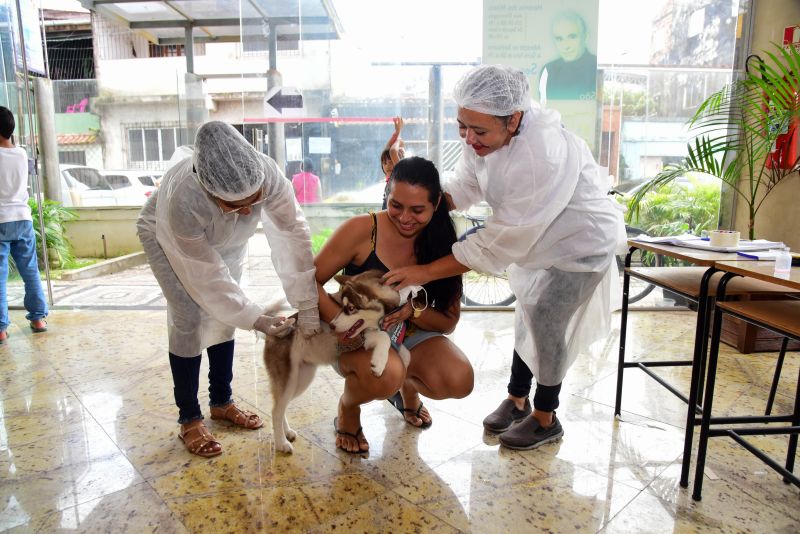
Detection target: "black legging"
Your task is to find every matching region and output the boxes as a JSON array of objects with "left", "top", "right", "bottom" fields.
[{"left": 507, "top": 350, "right": 562, "bottom": 412}]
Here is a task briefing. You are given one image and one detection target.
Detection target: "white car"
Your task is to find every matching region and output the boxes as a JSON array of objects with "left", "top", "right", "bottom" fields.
[
  {"left": 59, "top": 165, "right": 160, "bottom": 207},
  {"left": 60, "top": 165, "right": 118, "bottom": 207},
  {"left": 100, "top": 169, "right": 161, "bottom": 201}
]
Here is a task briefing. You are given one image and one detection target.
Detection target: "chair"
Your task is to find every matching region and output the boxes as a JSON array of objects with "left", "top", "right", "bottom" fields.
[
  {"left": 692, "top": 278, "right": 800, "bottom": 501},
  {"left": 65, "top": 98, "right": 88, "bottom": 113}
]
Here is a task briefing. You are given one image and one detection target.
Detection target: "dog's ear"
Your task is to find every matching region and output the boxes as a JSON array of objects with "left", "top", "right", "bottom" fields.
[{"left": 333, "top": 274, "right": 351, "bottom": 286}]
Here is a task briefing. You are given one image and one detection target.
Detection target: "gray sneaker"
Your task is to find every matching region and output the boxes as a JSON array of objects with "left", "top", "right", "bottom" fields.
[
  {"left": 482, "top": 398, "right": 532, "bottom": 433},
  {"left": 498, "top": 413, "right": 564, "bottom": 450}
]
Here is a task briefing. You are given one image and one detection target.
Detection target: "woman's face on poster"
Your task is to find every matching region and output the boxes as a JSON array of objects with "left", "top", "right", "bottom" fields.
[{"left": 552, "top": 18, "right": 586, "bottom": 62}]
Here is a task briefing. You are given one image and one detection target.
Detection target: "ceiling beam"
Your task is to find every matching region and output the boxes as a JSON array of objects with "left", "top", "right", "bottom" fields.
[
  {"left": 129, "top": 16, "right": 331, "bottom": 30},
  {"left": 157, "top": 32, "right": 337, "bottom": 45}
]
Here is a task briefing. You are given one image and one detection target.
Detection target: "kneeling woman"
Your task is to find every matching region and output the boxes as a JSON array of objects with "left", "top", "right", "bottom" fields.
[{"left": 315, "top": 157, "right": 473, "bottom": 453}]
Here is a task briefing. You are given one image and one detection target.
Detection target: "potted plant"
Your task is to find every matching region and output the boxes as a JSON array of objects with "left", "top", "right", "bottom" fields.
[{"left": 628, "top": 43, "right": 800, "bottom": 239}]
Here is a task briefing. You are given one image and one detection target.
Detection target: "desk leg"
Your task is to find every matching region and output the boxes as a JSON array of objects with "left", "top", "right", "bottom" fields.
[
  {"left": 679, "top": 267, "right": 718, "bottom": 488},
  {"left": 785, "top": 366, "right": 800, "bottom": 483},
  {"left": 614, "top": 251, "right": 634, "bottom": 416},
  {"left": 692, "top": 273, "right": 735, "bottom": 501}
]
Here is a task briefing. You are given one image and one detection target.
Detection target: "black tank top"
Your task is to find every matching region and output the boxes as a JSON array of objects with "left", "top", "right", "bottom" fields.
[{"left": 344, "top": 212, "right": 389, "bottom": 275}]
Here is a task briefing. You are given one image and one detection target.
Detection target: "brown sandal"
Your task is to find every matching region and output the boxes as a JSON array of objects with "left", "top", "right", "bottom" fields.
[
  {"left": 210, "top": 402, "right": 264, "bottom": 429},
  {"left": 179, "top": 421, "right": 223, "bottom": 458}
]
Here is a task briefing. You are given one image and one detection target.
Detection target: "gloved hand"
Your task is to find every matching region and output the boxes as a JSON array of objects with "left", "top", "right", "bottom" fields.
[
  {"left": 297, "top": 305, "right": 321, "bottom": 337},
  {"left": 252, "top": 315, "right": 295, "bottom": 337}
]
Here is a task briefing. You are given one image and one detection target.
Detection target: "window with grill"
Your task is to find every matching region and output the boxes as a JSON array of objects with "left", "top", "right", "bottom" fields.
[{"left": 127, "top": 127, "right": 188, "bottom": 165}]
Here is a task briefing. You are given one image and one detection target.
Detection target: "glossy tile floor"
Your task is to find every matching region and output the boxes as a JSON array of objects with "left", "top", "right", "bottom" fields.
[{"left": 2, "top": 244, "right": 799, "bottom": 532}]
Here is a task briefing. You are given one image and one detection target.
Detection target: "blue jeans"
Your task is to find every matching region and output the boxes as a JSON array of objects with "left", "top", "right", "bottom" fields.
[{"left": 0, "top": 220, "right": 48, "bottom": 331}]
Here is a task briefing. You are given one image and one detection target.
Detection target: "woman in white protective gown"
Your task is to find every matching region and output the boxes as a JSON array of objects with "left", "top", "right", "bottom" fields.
[{"left": 384, "top": 64, "right": 624, "bottom": 451}]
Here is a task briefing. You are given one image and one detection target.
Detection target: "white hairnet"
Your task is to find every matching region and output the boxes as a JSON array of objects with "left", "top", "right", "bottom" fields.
[
  {"left": 453, "top": 64, "right": 531, "bottom": 116},
  {"left": 192, "top": 121, "right": 266, "bottom": 201}
]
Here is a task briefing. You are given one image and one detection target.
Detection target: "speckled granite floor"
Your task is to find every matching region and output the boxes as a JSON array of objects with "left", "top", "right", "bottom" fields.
[{"left": 2, "top": 240, "right": 798, "bottom": 532}]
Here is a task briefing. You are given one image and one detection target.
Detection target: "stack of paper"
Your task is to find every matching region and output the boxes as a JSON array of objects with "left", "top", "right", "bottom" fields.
[{"left": 630, "top": 233, "right": 784, "bottom": 253}]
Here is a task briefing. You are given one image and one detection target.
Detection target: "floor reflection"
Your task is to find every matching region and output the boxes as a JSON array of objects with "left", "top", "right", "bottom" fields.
[{"left": 0, "top": 308, "right": 798, "bottom": 532}]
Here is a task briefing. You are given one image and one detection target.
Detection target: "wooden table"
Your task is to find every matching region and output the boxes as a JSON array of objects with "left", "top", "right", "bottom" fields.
[
  {"left": 616, "top": 241, "right": 763, "bottom": 488},
  {"left": 691, "top": 260, "right": 800, "bottom": 500},
  {"left": 712, "top": 260, "right": 800, "bottom": 290}
]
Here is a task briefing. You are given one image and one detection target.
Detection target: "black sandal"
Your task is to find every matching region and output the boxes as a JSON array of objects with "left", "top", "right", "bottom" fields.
[
  {"left": 333, "top": 417, "right": 368, "bottom": 454},
  {"left": 386, "top": 391, "right": 433, "bottom": 429}
]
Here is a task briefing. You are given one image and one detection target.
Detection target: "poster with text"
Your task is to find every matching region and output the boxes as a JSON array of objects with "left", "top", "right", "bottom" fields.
[{"left": 483, "top": 0, "right": 599, "bottom": 151}]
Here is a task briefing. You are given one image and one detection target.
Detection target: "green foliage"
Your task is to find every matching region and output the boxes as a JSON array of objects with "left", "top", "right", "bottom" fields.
[
  {"left": 629, "top": 44, "right": 800, "bottom": 239},
  {"left": 22, "top": 199, "right": 78, "bottom": 270},
  {"left": 311, "top": 228, "right": 334, "bottom": 255},
  {"left": 626, "top": 177, "right": 720, "bottom": 238}
]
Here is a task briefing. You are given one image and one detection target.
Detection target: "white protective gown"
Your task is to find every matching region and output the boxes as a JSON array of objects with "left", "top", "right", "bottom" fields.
[
  {"left": 446, "top": 104, "right": 625, "bottom": 384},
  {"left": 137, "top": 156, "right": 317, "bottom": 357}
]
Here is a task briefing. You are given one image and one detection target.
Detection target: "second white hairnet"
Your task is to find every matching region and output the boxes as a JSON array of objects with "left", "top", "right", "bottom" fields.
[
  {"left": 193, "top": 121, "right": 267, "bottom": 201},
  {"left": 453, "top": 64, "right": 531, "bottom": 116}
]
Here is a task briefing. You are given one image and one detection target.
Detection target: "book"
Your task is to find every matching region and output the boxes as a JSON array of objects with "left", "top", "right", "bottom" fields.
[{"left": 630, "top": 233, "right": 784, "bottom": 253}]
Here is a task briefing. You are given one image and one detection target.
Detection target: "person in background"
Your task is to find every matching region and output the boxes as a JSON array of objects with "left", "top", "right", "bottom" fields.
[
  {"left": 381, "top": 117, "right": 405, "bottom": 208},
  {"left": 315, "top": 156, "right": 472, "bottom": 453},
  {"left": 136, "top": 121, "right": 320, "bottom": 458},
  {"left": 540, "top": 10, "right": 598, "bottom": 101},
  {"left": 291, "top": 157, "right": 321, "bottom": 204},
  {"left": 384, "top": 65, "right": 623, "bottom": 451},
  {"left": 0, "top": 106, "right": 47, "bottom": 344}
]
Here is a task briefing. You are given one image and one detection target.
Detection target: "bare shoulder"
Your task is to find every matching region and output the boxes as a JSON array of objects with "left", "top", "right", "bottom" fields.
[
  {"left": 333, "top": 213, "right": 373, "bottom": 243},
  {"left": 315, "top": 213, "right": 375, "bottom": 280}
]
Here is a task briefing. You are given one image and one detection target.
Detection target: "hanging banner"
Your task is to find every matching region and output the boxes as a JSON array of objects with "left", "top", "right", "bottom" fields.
[
  {"left": 11, "top": 0, "right": 46, "bottom": 75},
  {"left": 483, "top": 0, "right": 599, "bottom": 151}
]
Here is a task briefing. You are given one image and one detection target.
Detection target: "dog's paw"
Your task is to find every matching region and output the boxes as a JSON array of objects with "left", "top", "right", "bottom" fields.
[
  {"left": 285, "top": 428, "right": 297, "bottom": 442},
  {"left": 275, "top": 439, "right": 294, "bottom": 454},
  {"left": 370, "top": 359, "right": 387, "bottom": 377}
]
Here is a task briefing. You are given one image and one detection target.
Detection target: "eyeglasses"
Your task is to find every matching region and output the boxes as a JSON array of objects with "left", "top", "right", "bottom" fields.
[
  {"left": 218, "top": 195, "right": 265, "bottom": 213},
  {"left": 193, "top": 165, "right": 265, "bottom": 213}
]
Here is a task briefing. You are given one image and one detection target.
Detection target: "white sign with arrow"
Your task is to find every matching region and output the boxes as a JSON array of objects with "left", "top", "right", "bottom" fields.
[{"left": 263, "top": 86, "right": 304, "bottom": 118}]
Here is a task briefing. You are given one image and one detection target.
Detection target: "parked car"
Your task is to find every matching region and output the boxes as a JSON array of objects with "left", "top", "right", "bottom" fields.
[
  {"left": 59, "top": 165, "right": 156, "bottom": 207},
  {"left": 100, "top": 169, "right": 161, "bottom": 199}
]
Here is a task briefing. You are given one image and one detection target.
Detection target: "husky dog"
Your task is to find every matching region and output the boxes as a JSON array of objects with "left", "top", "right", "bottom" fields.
[{"left": 263, "top": 269, "right": 411, "bottom": 453}]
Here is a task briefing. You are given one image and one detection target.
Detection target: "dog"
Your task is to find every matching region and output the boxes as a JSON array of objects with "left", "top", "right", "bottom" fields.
[{"left": 263, "top": 269, "right": 411, "bottom": 453}]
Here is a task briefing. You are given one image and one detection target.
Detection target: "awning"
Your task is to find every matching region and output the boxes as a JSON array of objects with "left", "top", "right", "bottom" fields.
[
  {"left": 58, "top": 133, "right": 97, "bottom": 145},
  {"left": 77, "top": 0, "right": 343, "bottom": 46}
]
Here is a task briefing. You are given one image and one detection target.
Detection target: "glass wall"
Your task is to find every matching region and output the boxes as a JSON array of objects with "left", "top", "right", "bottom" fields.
[
  {"left": 38, "top": 0, "right": 747, "bottom": 307},
  {"left": 50, "top": 0, "right": 744, "bottom": 203}
]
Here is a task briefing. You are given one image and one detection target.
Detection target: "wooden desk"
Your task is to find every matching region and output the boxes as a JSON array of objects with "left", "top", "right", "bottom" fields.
[
  {"left": 713, "top": 260, "right": 800, "bottom": 290},
  {"left": 692, "top": 261, "right": 800, "bottom": 500},
  {"left": 616, "top": 241, "right": 763, "bottom": 489},
  {"left": 624, "top": 241, "right": 746, "bottom": 266}
]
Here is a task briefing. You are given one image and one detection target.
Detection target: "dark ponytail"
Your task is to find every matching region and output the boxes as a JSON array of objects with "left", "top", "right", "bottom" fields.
[{"left": 388, "top": 157, "right": 462, "bottom": 312}]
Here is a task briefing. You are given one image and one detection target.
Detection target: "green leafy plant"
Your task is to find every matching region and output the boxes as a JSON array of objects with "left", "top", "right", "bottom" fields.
[
  {"left": 619, "top": 178, "right": 720, "bottom": 270},
  {"left": 26, "top": 199, "right": 78, "bottom": 269},
  {"left": 627, "top": 177, "right": 720, "bottom": 237},
  {"left": 311, "top": 228, "right": 334, "bottom": 255},
  {"left": 629, "top": 44, "right": 800, "bottom": 239}
]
